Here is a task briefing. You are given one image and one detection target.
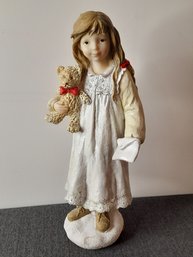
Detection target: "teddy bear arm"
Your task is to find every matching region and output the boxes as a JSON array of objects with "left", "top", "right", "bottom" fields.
[{"left": 79, "top": 90, "right": 91, "bottom": 104}]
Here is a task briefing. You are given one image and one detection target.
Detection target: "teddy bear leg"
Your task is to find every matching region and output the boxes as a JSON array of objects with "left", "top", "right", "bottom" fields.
[
  {"left": 45, "top": 112, "right": 65, "bottom": 124},
  {"left": 68, "top": 113, "right": 81, "bottom": 133}
]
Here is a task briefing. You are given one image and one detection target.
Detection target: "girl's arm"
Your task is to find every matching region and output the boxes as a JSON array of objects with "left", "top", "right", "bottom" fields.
[
  {"left": 112, "top": 70, "right": 145, "bottom": 163},
  {"left": 119, "top": 70, "right": 145, "bottom": 144}
]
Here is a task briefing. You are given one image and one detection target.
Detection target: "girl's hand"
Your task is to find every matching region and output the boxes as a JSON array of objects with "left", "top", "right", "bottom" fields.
[{"left": 54, "top": 102, "right": 69, "bottom": 114}]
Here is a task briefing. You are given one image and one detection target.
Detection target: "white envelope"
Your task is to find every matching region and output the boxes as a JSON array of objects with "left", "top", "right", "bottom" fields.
[{"left": 112, "top": 138, "right": 140, "bottom": 163}]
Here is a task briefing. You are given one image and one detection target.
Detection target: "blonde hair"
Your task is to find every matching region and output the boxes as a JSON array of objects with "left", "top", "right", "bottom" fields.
[{"left": 71, "top": 11, "right": 135, "bottom": 98}]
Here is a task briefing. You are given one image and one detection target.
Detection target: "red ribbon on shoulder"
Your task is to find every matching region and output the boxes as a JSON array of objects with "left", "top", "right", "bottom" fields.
[
  {"left": 120, "top": 59, "right": 130, "bottom": 69},
  {"left": 59, "top": 86, "right": 79, "bottom": 96}
]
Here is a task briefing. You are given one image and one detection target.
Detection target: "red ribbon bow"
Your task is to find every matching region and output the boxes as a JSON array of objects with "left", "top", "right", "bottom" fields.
[
  {"left": 59, "top": 86, "right": 79, "bottom": 96},
  {"left": 120, "top": 59, "right": 130, "bottom": 69}
]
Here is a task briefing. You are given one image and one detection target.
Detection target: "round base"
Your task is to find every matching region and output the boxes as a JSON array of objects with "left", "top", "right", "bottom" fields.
[{"left": 64, "top": 209, "right": 124, "bottom": 249}]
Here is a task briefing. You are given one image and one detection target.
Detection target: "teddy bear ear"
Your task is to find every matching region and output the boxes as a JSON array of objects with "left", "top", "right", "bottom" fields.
[{"left": 57, "top": 66, "right": 64, "bottom": 74}]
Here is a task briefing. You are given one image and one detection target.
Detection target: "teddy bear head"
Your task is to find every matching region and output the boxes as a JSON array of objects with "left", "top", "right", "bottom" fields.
[{"left": 57, "top": 65, "right": 81, "bottom": 88}]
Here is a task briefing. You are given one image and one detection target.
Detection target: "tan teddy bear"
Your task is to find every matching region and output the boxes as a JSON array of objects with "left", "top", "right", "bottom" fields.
[{"left": 45, "top": 65, "right": 91, "bottom": 133}]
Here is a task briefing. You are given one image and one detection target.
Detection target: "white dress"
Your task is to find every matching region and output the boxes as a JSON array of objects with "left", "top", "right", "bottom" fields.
[{"left": 65, "top": 65, "right": 133, "bottom": 213}]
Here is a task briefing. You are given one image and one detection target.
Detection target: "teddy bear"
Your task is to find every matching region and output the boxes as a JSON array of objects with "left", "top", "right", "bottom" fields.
[{"left": 45, "top": 65, "right": 91, "bottom": 133}]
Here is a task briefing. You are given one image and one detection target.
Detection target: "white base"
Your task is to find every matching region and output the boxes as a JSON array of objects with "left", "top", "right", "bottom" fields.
[{"left": 64, "top": 209, "right": 124, "bottom": 249}]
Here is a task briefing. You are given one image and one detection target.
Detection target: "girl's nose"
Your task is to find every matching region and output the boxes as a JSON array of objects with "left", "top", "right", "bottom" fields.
[{"left": 91, "top": 41, "right": 98, "bottom": 50}]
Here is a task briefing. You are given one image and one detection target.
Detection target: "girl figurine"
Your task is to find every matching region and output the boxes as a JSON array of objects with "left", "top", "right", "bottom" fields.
[{"left": 54, "top": 11, "right": 145, "bottom": 233}]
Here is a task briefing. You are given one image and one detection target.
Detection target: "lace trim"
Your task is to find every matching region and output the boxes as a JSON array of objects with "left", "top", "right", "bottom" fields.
[
  {"left": 65, "top": 194, "right": 132, "bottom": 213},
  {"left": 84, "top": 75, "right": 112, "bottom": 96},
  {"left": 84, "top": 66, "right": 126, "bottom": 97}
]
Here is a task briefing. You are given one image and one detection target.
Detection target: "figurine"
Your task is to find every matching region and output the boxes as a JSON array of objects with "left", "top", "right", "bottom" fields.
[
  {"left": 53, "top": 11, "right": 145, "bottom": 248},
  {"left": 45, "top": 65, "right": 91, "bottom": 133}
]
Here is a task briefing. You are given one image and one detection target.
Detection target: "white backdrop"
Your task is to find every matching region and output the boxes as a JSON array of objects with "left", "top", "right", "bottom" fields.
[{"left": 0, "top": 0, "right": 193, "bottom": 209}]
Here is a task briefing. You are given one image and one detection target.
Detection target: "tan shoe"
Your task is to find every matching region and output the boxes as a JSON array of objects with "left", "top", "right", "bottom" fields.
[
  {"left": 96, "top": 212, "right": 110, "bottom": 232},
  {"left": 67, "top": 206, "right": 91, "bottom": 221}
]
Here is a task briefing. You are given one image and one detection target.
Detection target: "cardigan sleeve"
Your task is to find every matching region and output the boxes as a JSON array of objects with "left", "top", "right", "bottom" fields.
[{"left": 119, "top": 70, "right": 146, "bottom": 143}]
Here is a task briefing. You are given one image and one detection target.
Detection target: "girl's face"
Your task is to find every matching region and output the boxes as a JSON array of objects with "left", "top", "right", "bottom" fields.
[{"left": 80, "top": 32, "right": 111, "bottom": 65}]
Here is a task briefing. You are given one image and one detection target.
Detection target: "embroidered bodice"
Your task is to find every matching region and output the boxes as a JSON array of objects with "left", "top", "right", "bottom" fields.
[{"left": 84, "top": 65, "right": 114, "bottom": 96}]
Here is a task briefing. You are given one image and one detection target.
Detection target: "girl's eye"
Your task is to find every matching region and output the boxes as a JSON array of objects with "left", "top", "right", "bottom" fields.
[
  {"left": 100, "top": 39, "right": 106, "bottom": 42},
  {"left": 84, "top": 41, "right": 89, "bottom": 45}
]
